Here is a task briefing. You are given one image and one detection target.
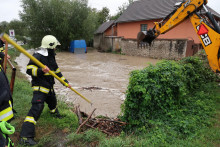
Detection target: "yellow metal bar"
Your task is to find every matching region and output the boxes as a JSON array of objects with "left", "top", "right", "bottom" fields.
[{"left": 1, "top": 33, "right": 92, "bottom": 104}]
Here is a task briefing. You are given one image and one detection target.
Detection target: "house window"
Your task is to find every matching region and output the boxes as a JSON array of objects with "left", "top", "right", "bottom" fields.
[{"left": 141, "top": 24, "right": 148, "bottom": 31}]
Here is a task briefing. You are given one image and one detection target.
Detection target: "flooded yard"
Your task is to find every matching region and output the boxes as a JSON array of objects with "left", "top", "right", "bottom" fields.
[{"left": 16, "top": 48, "right": 159, "bottom": 118}]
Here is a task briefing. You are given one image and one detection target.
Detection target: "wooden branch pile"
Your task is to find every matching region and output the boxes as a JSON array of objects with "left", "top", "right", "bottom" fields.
[{"left": 75, "top": 106, "right": 126, "bottom": 136}]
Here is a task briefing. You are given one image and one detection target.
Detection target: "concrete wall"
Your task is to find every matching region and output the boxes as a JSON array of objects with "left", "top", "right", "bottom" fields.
[
  {"left": 94, "top": 34, "right": 122, "bottom": 52},
  {"left": 94, "top": 34, "right": 113, "bottom": 51},
  {"left": 94, "top": 35, "right": 199, "bottom": 60}
]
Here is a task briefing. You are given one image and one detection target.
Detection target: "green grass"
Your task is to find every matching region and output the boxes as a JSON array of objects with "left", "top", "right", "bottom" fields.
[{"left": 4, "top": 47, "right": 220, "bottom": 146}]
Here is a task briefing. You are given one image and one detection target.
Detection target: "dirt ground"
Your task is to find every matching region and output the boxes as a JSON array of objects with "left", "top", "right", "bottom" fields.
[{"left": 15, "top": 48, "right": 159, "bottom": 118}]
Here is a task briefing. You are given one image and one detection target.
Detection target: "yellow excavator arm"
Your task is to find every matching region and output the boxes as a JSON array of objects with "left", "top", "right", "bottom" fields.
[
  {"left": 190, "top": 11, "right": 220, "bottom": 72},
  {"left": 140, "top": 0, "right": 220, "bottom": 73}
]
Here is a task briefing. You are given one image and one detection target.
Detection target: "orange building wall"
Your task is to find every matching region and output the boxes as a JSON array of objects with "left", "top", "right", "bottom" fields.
[
  {"left": 105, "top": 26, "right": 117, "bottom": 36},
  {"left": 117, "top": 20, "right": 156, "bottom": 39},
  {"left": 117, "top": 18, "right": 201, "bottom": 44}
]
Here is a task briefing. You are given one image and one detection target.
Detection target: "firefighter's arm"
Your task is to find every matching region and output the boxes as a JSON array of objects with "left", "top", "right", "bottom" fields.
[
  {"left": 26, "top": 54, "right": 45, "bottom": 77},
  {"left": 57, "top": 70, "right": 71, "bottom": 88},
  {"left": 54, "top": 63, "right": 71, "bottom": 88},
  {"left": 26, "top": 63, "right": 45, "bottom": 77},
  {"left": 55, "top": 67, "right": 69, "bottom": 84}
]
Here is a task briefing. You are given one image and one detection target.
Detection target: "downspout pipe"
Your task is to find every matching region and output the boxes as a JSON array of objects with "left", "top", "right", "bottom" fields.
[{"left": 111, "top": 23, "right": 116, "bottom": 51}]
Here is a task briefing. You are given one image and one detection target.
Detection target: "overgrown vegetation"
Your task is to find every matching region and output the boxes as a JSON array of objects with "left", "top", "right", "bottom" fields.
[
  {"left": 122, "top": 54, "right": 219, "bottom": 141},
  {"left": 5, "top": 48, "right": 220, "bottom": 146}
]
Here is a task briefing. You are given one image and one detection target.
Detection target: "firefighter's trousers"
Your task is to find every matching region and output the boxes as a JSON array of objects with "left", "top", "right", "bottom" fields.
[{"left": 20, "top": 89, "right": 57, "bottom": 138}]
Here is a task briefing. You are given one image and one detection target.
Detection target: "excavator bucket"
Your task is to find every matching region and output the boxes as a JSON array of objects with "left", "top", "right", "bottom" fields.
[
  {"left": 143, "top": 29, "right": 157, "bottom": 45},
  {"left": 137, "top": 29, "right": 156, "bottom": 47}
]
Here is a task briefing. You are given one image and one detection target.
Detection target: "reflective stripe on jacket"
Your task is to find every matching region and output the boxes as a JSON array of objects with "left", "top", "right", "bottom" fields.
[
  {"left": 0, "top": 101, "right": 13, "bottom": 122},
  {"left": 32, "top": 86, "right": 50, "bottom": 94}
]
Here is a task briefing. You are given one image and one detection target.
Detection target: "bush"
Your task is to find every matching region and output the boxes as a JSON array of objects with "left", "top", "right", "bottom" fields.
[{"left": 122, "top": 56, "right": 217, "bottom": 137}]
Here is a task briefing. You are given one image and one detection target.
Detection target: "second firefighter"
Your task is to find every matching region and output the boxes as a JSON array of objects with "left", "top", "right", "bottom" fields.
[{"left": 19, "top": 35, "right": 71, "bottom": 145}]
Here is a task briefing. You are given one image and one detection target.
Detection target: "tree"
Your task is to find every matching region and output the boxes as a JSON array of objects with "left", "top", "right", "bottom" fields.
[
  {"left": 82, "top": 8, "right": 99, "bottom": 46},
  {"left": 97, "top": 7, "right": 110, "bottom": 25},
  {"left": 110, "top": 0, "right": 135, "bottom": 20},
  {"left": 20, "top": 0, "right": 94, "bottom": 50},
  {"left": 0, "top": 21, "right": 9, "bottom": 33}
]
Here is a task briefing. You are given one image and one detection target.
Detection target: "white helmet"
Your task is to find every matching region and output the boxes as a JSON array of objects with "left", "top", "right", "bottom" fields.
[{"left": 40, "top": 35, "right": 61, "bottom": 49}]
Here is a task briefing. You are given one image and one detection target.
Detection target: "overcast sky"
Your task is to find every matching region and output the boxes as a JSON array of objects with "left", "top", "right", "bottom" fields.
[{"left": 0, "top": 0, "right": 219, "bottom": 22}]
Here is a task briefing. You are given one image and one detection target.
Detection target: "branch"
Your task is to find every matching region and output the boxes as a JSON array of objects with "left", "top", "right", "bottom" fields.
[{"left": 76, "top": 108, "right": 96, "bottom": 134}]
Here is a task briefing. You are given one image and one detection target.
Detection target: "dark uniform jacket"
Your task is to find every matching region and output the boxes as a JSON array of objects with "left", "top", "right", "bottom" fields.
[
  {"left": 0, "top": 39, "right": 5, "bottom": 64},
  {"left": 26, "top": 49, "right": 68, "bottom": 92},
  {"left": 0, "top": 42, "right": 14, "bottom": 122}
]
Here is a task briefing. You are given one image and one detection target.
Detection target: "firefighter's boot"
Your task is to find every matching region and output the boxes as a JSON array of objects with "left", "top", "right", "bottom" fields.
[
  {"left": 19, "top": 137, "right": 37, "bottom": 146},
  {"left": 51, "top": 109, "right": 62, "bottom": 119}
]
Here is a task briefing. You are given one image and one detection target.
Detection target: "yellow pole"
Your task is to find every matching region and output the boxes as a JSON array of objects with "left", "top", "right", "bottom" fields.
[{"left": 1, "top": 33, "right": 92, "bottom": 104}]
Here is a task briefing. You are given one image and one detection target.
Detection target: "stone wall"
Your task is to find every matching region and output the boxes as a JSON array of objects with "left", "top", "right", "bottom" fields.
[
  {"left": 93, "top": 35, "right": 198, "bottom": 60},
  {"left": 121, "top": 39, "right": 188, "bottom": 60}
]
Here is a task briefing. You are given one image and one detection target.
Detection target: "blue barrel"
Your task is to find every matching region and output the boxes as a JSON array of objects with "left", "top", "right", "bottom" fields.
[{"left": 70, "top": 40, "right": 87, "bottom": 53}]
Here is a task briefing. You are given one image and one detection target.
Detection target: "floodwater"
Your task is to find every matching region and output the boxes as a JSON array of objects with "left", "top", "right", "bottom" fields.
[{"left": 15, "top": 48, "right": 159, "bottom": 118}]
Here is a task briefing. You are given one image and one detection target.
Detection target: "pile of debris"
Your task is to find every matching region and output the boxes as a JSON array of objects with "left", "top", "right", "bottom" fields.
[{"left": 74, "top": 106, "right": 126, "bottom": 136}]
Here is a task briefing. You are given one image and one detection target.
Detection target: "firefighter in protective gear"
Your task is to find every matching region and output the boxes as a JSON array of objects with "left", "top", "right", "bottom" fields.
[
  {"left": 0, "top": 38, "right": 15, "bottom": 146},
  {"left": 19, "top": 35, "right": 71, "bottom": 145}
]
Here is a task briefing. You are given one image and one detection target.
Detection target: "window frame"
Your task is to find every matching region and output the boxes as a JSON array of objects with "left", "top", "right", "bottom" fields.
[{"left": 140, "top": 24, "right": 148, "bottom": 32}]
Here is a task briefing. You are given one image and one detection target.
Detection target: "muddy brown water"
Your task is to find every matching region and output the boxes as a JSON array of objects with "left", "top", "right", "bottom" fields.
[{"left": 15, "top": 49, "right": 159, "bottom": 118}]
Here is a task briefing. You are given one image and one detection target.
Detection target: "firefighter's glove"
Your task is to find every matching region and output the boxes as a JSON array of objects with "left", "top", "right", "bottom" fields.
[{"left": 0, "top": 121, "right": 15, "bottom": 135}]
